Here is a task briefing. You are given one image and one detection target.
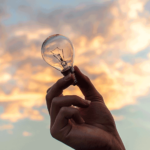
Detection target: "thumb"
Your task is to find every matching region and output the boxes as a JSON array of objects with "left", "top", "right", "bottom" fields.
[{"left": 74, "top": 66, "right": 103, "bottom": 101}]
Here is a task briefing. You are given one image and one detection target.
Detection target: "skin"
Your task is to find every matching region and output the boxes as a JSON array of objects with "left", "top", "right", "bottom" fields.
[{"left": 46, "top": 66, "right": 126, "bottom": 150}]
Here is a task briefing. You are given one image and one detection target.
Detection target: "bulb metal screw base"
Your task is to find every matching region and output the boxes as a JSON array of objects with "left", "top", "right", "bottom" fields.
[{"left": 61, "top": 67, "right": 78, "bottom": 86}]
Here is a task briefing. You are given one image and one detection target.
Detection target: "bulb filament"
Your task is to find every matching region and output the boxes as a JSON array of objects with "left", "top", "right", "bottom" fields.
[{"left": 51, "top": 47, "right": 67, "bottom": 68}]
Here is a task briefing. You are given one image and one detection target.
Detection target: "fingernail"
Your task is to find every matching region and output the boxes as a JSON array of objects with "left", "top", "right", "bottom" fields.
[
  {"left": 64, "top": 73, "right": 71, "bottom": 81},
  {"left": 84, "top": 99, "right": 91, "bottom": 105}
]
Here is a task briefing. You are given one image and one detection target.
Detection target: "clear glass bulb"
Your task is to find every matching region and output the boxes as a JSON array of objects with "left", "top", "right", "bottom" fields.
[
  {"left": 41, "top": 34, "right": 77, "bottom": 84},
  {"left": 41, "top": 34, "right": 74, "bottom": 71}
]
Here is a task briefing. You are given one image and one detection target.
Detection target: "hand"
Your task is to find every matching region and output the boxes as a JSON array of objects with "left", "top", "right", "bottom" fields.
[{"left": 46, "top": 66, "right": 125, "bottom": 150}]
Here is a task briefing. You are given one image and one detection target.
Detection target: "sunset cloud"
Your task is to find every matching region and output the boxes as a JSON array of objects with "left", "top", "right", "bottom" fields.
[
  {"left": 0, "top": 0, "right": 150, "bottom": 122},
  {"left": 113, "top": 115, "right": 124, "bottom": 121},
  {"left": 22, "top": 131, "right": 32, "bottom": 137},
  {"left": 0, "top": 124, "right": 14, "bottom": 131}
]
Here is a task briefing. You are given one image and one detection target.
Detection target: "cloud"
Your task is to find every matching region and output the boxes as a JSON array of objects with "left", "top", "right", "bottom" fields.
[
  {"left": 0, "top": 124, "right": 13, "bottom": 130},
  {"left": 41, "top": 109, "right": 48, "bottom": 114},
  {"left": 0, "top": 73, "right": 11, "bottom": 83},
  {"left": 13, "top": 27, "right": 52, "bottom": 41},
  {"left": 148, "top": 52, "right": 150, "bottom": 58},
  {"left": 113, "top": 115, "right": 124, "bottom": 121},
  {"left": 0, "top": 3, "right": 9, "bottom": 20},
  {"left": 22, "top": 131, "right": 32, "bottom": 136},
  {"left": 0, "top": 0, "right": 150, "bottom": 122},
  {"left": 0, "top": 88, "right": 45, "bottom": 122}
]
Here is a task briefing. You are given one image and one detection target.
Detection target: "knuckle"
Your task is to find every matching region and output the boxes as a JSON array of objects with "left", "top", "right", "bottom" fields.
[
  {"left": 60, "top": 107, "right": 67, "bottom": 114},
  {"left": 50, "top": 129, "right": 55, "bottom": 138},
  {"left": 50, "top": 128, "right": 64, "bottom": 141},
  {"left": 50, "top": 128, "right": 58, "bottom": 139},
  {"left": 85, "top": 75, "right": 90, "bottom": 81},
  {"left": 47, "top": 87, "right": 51, "bottom": 93},
  {"left": 100, "top": 94, "right": 104, "bottom": 101},
  {"left": 73, "top": 108, "right": 79, "bottom": 115},
  {"left": 72, "top": 95, "right": 79, "bottom": 100},
  {"left": 56, "top": 78, "right": 62, "bottom": 86},
  {"left": 72, "top": 95, "right": 82, "bottom": 103},
  {"left": 51, "top": 97, "right": 58, "bottom": 106},
  {"left": 46, "top": 87, "right": 53, "bottom": 101},
  {"left": 46, "top": 94, "right": 49, "bottom": 101}
]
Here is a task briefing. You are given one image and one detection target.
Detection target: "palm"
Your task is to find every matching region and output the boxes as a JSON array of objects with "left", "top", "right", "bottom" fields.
[
  {"left": 79, "top": 101, "right": 115, "bottom": 127},
  {"left": 67, "top": 101, "right": 117, "bottom": 150}
]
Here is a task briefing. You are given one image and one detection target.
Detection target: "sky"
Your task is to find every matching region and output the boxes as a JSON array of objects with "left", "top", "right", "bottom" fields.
[{"left": 0, "top": 0, "right": 150, "bottom": 149}]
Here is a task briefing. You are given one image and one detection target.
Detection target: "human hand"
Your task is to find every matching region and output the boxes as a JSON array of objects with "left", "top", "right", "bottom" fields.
[{"left": 46, "top": 66, "right": 125, "bottom": 150}]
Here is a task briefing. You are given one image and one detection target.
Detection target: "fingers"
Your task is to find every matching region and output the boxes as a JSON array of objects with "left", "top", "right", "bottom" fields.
[
  {"left": 51, "top": 107, "right": 84, "bottom": 140},
  {"left": 46, "top": 73, "right": 74, "bottom": 113},
  {"left": 50, "top": 95, "right": 91, "bottom": 127},
  {"left": 74, "top": 66, "right": 103, "bottom": 101}
]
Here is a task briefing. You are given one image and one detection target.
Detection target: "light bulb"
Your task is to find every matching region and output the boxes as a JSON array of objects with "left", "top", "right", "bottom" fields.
[{"left": 41, "top": 34, "right": 77, "bottom": 85}]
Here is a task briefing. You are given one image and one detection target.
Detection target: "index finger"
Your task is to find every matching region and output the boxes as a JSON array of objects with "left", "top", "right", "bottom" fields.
[
  {"left": 74, "top": 66, "right": 103, "bottom": 101},
  {"left": 46, "top": 73, "right": 74, "bottom": 113}
]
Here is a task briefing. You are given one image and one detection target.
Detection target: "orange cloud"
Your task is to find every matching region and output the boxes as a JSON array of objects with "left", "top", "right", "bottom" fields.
[
  {"left": 0, "top": 73, "right": 11, "bottom": 83},
  {"left": 113, "top": 115, "right": 124, "bottom": 121},
  {"left": 0, "top": 88, "right": 45, "bottom": 122},
  {"left": 14, "top": 28, "right": 52, "bottom": 40},
  {"left": 118, "top": 0, "right": 147, "bottom": 19},
  {"left": 41, "top": 109, "right": 48, "bottom": 114},
  {"left": 0, "top": 124, "right": 14, "bottom": 131},
  {"left": 22, "top": 131, "right": 32, "bottom": 136},
  {"left": 0, "top": 0, "right": 150, "bottom": 123}
]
